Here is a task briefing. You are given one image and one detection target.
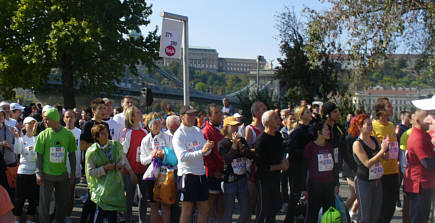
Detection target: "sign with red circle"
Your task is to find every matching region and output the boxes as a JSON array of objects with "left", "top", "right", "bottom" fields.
[{"left": 165, "top": 46, "right": 176, "bottom": 56}]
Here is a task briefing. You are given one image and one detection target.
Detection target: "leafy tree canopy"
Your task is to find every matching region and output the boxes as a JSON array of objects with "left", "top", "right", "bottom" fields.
[
  {"left": 303, "top": 0, "right": 434, "bottom": 89},
  {"left": 0, "top": 0, "right": 160, "bottom": 107},
  {"left": 276, "top": 8, "right": 343, "bottom": 106}
]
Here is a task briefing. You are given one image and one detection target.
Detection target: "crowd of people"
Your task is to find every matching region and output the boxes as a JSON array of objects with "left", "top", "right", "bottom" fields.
[{"left": 0, "top": 95, "right": 434, "bottom": 223}]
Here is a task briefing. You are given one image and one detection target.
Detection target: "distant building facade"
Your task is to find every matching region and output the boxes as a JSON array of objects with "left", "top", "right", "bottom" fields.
[
  {"left": 352, "top": 85, "right": 434, "bottom": 115},
  {"left": 155, "top": 47, "right": 266, "bottom": 74}
]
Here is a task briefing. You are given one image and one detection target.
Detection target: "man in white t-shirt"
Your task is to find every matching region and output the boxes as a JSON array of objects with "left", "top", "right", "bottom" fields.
[
  {"left": 173, "top": 105, "right": 214, "bottom": 223},
  {"left": 113, "top": 96, "right": 134, "bottom": 130},
  {"left": 63, "top": 109, "right": 81, "bottom": 223},
  {"left": 102, "top": 98, "right": 122, "bottom": 142},
  {"left": 0, "top": 101, "right": 17, "bottom": 128}
]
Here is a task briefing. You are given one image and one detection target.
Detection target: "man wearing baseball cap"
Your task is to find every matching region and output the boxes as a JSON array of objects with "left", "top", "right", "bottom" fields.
[
  {"left": 404, "top": 95, "right": 435, "bottom": 223},
  {"left": 173, "top": 105, "right": 214, "bottom": 223},
  {"left": 35, "top": 108, "right": 77, "bottom": 223}
]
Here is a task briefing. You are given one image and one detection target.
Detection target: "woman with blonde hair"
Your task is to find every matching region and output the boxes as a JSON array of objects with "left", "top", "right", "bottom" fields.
[
  {"left": 120, "top": 106, "right": 148, "bottom": 223},
  {"left": 284, "top": 105, "right": 314, "bottom": 222}
]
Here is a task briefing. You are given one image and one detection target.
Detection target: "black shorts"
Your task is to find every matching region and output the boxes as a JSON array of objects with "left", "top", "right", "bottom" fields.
[
  {"left": 207, "top": 176, "right": 222, "bottom": 194},
  {"left": 178, "top": 174, "right": 209, "bottom": 202}
]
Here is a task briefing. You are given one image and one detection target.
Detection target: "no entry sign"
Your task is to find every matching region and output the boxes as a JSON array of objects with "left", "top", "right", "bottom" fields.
[{"left": 159, "top": 18, "right": 183, "bottom": 59}]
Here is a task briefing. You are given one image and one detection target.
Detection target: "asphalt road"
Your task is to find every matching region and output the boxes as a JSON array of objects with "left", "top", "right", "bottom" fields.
[{"left": 67, "top": 177, "right": 405, "bottom": 223}]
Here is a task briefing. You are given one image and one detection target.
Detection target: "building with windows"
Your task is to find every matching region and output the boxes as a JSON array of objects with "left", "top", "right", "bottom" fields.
[
  {"left": 352, "top": 86, "right": 434, "bottom": 115},
  {"left": 155, "top": 47, "right": 266, "bottom": 74}
]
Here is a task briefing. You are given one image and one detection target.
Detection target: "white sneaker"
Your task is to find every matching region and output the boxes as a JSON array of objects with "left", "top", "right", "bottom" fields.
[{"left": 280, "top": 202, "right": 288, "bottom": 213}]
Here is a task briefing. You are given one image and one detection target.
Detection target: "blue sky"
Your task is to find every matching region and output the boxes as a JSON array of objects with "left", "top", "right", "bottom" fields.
[{"left": 141, "top": 0, "right": 330, "bottom": 65}]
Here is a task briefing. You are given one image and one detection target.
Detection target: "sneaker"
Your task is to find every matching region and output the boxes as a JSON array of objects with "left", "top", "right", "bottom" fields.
[
  {"left": 25, "top": 220, "right": 33, "bottom": 223},
  {"left": 65, "top": 216, "right": 72, "bottom": 223},
  {"left": 280, "top": 202, "right": 288, "bottom": 213},
  {"left": 396, "top": 205, "right": 403, "bottom": 211}
]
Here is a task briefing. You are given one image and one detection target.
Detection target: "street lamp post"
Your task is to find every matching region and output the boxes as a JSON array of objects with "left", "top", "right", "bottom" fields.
[
  {"left": 160, "top": 11, "right": 190, "bottom": 106},
  {"left": 256, "top": 55, "right": 262, "bottom": 94}
]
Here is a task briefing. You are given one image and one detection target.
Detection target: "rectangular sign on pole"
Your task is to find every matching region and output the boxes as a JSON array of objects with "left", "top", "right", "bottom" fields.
[{"left": 159, "top": 18, "right": 183, "bottom": 59}]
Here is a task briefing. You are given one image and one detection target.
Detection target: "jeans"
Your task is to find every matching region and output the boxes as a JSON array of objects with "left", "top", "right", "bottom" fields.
[
  {"left": 222, "top": 177, "right": 250, "bottom": 223},
  {"left": 408, "top": 187, "right": 435, "bottom": 223},
  {"left": 124, "top": 173, "right": 148, "bottom": 223}
]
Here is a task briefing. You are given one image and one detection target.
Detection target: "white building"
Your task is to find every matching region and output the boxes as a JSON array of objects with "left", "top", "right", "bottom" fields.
[{"left": 352, "top": 86, "right": 434, "bottom": 115}]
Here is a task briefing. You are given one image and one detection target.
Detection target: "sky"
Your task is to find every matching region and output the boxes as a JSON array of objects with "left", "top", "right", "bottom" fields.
[{"left": 141, "top": 0, "right": 330, "bottom": 65}]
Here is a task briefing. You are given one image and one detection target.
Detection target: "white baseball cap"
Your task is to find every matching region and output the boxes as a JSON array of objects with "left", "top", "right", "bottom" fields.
[
  {"left": 233, "top": 113, "right": 242, "bottom": 118},
  {"left": 0, "top": 101, "right": 10, "bottom": 107},
  {"left": 10, "top": 103, "right": 25, "bottom": 111},
  {"left": 23, "top": 117, "right": 36, "bottom": 125},
  {"left": 412, "top": 95, "right": 435, "bottom": 111},
  {"left": 42, "top": 105, "right": 53, "bottom": 113}
]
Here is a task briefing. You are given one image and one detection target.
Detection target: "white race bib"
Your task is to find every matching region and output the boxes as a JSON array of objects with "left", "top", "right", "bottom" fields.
[
  {"left": 25, "top": 146, "right": 36, "bottom": 162},
  {"left": 333, "top": 147, "right": 339, "bottom": 164},
  {"left": 318, "top": 153, "right": 333, "bottom": 172},
  {"left": 50, "top": 147, "right": 65, "bottom": 163},
  {"left": 388, "top": 142, "right": 399, "bottom": 160},
  {"left": 369, "top": 161, "right": 384, "bottom": 180},
  {"left": 231, "top": 158, "right": 247, "bottom": 175}
]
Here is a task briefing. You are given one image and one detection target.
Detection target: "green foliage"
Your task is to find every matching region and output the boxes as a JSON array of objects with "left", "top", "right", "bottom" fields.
[
  {"left": 304, "top": 1, "right": 434, "bottom": 90},
  {"left": 366, "top": 56, "right": 434, "bottom": 88},
  {"left": 276, "top": 8, "right": 344, "bottom": 107},
  {"left": 236, "top": 89, "right": 277, "bottom": 125},
  {"left": 0, "top": 0, "right": 160, "bottom": 107}
]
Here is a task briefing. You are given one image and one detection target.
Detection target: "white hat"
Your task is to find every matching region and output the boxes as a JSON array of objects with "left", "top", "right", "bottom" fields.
[
  {"left": 0, "top": 101, "right": 10, "bottom": 107},
  {"left": 23, "top": 117, "right": 36, "bottom": 125},
  {"left": 233, "top": 113, "right": 242, "bottom": 118},
  {"left": 10, "top": 103, "right": 25, "bottom": 111},
  {"left": 42, "top": 105, "right": 53, "bottom": 113},
  {"left": 412, "top": 95, "right": 435, "bottom": 111}
]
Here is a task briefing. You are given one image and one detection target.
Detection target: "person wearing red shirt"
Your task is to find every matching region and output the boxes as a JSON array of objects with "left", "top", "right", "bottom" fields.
[
  {"left": 120, "top": 106, "right": 147, "bottom": 223},
  {"left": 404, "top": 99, "right": 435, "bottom": 223},
  {"left": 202, "top": 104, "right": 225, "bottom": 222}
]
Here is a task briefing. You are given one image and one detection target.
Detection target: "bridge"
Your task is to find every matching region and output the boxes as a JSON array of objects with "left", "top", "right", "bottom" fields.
[{"left": 43, "top": 68, "right": 250, "bottom": 105}]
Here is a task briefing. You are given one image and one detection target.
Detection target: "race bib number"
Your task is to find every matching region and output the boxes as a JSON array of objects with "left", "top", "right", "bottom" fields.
[
  {"left": 369, "top": 161, "right": 384, "bottom": 180},
  {"left": 231, "top": 158, "right": 247, "bottom": 175},
  {"left": 136, "top": 147, "right": 141, "bottom": 162},
  {"left": 187, "top": 141, "right": 200, "bottom": 152},
  {"left": 333, "top": 147, "right": 339, "bottom": 164},
  {"left": 25, "top": 146, "right": 36, "bottom": 161},
  {"left": 50, "top": 147, "right": 65, "bottom": 163},
  {"left": 388, "top": 142, "right": 399, "bottom": 160},
  {"left": 318, "top": 153, "right": 333, "bottom": 172}
]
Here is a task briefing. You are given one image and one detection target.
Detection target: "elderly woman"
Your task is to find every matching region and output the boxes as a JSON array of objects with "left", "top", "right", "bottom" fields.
[
  {"left": 86, "top": 124, "right": 137, "bottom": 223},
  {"left": 140, "top": 112, "right": 175, "bottom": 223},
  {"left": 218, "top": 116, "right": 254, "bottom": 223}
]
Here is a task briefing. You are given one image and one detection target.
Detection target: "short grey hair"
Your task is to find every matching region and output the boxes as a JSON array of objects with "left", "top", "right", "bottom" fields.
[
  {"left": 166, "top": 115, "right": 180, "bottom": 129},
  {"left": 280, "top": 109, "right": 290, "bottom": 116},
  {"left": 261, "top": 110, "right": 275, "bottom": 127},
  {"left": 251, "top": 101, "right": 264, "bottom": 117}
]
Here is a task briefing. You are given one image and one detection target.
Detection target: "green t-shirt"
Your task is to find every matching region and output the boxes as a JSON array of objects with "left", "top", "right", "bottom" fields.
[{"left": 35, "top": 127, "right": 77, "bottom": 176}]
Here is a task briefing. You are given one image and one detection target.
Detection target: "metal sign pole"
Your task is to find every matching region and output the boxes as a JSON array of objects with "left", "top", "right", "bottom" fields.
[{"left": 160, "top": 12, "right": 189, "bottom": 105}]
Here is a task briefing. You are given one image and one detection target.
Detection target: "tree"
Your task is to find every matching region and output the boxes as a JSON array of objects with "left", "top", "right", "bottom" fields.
[
  {"left": 276, "top": 8, "right": 342, "bottom": 106},
  {"left": 304, "top": 1, "right": 434, "bottom": 89},
  {"left": 0, "top": 0, "right": 159, "bottom": 108}
]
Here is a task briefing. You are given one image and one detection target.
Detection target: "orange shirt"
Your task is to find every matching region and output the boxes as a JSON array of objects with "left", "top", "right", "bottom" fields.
[{"left": 0, "top": 185, "right": 13, "bottom": 216}]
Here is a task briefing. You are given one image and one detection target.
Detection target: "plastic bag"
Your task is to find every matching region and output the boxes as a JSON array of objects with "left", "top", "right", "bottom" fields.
[
  {"left": 162, "top": 147, "right": 178, "bottom": 167},
  {"left": 143, "top": 158, "right": 161, "bottom": 181},
  {"left": 6, "top": 166, "right": 18, "bottom": 188},
  {"left": 153, "top": 167, "right": 176, "bottom": 204},
  {"left": 321, "top": 206, "right": 341, "bottom": 223}
]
